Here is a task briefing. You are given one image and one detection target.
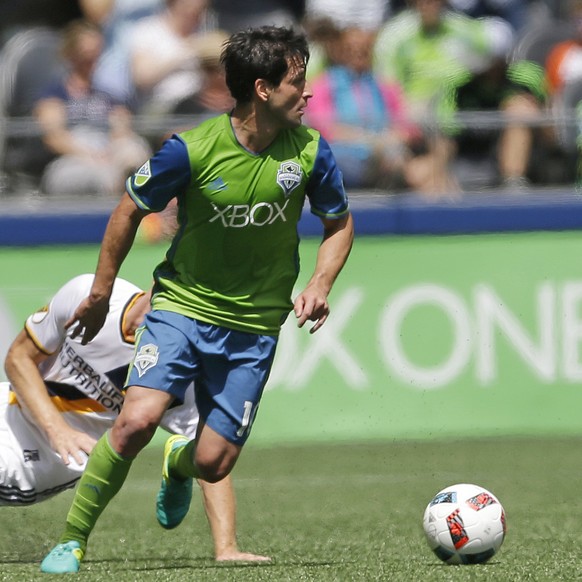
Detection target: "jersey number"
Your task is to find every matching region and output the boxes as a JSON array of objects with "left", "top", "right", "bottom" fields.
[{"left": 236, "top": 400, "right": 257, "bottom": 438}]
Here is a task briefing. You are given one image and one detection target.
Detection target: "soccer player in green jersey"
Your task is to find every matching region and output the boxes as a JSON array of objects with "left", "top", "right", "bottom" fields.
[
  {"left": 2, "top": 274, "right": 268, "bottom": 563},
  {"left": 41, "top": 26, "right": 353, "bottom": 574}
]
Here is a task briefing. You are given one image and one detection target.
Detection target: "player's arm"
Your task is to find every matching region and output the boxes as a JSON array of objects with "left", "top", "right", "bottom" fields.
[
  {"left": 67, "top": 193, "right": 147, "bottom": 344},
  {"left": 294, "top": 212, "right": 354, "bottom": 333},
  {"left": 68, "top": 136, "right": 190, "bottom": 345},
  {"left": 197, "top": 475, "right": 270, "bottom": 562},
  {"left": 4, "top": 331, "right": 96, "bottom": 465}
]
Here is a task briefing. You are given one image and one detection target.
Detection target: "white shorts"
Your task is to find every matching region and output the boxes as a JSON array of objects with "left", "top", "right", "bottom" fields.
[
  {"left": 0, "top": 380, "right": 199, "bottom": 506},
  {"left": 0, "top": 383, "right": 95, "bottom": 506}
]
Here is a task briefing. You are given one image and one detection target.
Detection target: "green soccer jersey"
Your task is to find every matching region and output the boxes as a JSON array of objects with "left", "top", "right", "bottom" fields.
[
  {"left": 374, "top": 10, "right": 490, "bottom": 111},
  {"left": 126, "top": 113, "right": 349, "bottom": 335}
]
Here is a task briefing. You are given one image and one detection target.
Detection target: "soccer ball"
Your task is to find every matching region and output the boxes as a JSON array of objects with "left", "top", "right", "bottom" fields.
[{"left": 422, "top": 483, "right": 506, "bottom": 565}]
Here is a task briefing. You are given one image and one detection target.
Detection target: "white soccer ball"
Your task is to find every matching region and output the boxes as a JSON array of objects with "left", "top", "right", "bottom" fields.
[{"left": 422, "top": 483, "right": 506, "bottom": 565}]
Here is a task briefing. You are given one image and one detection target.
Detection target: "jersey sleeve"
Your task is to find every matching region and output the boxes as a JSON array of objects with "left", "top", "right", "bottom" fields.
[
  {"left": 24, "top": 274, "right": 93, "bottom": 355},
  {"left": 305, "top": 136, "right": 350, "bottom": 219},
  {"left": 126, "top": 134, "right": 192, "bottom": 212}
]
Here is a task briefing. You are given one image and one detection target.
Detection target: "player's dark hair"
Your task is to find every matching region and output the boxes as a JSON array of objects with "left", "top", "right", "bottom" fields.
[{"left": 221, "top": 26, "right": 309, "bottom": 104}]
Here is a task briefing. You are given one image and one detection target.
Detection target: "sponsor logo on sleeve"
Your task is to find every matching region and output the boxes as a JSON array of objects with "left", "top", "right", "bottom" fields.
[{"left": 30, "top": 305, "right": 49, "bottom": 324}]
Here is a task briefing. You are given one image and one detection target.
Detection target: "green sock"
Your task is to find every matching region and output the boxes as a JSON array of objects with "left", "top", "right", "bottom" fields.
[
  {"left": 169, "top": 439, "right": 199, "bottom": 480},
  {"left": 59, "top": 432, "right": 134, "bottom": 551}
]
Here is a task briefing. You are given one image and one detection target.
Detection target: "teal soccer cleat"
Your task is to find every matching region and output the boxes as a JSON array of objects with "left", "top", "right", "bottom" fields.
[
  {"left": 156, "top": 434, "right": 193, "bottom": 529},
  {"left": 40, "top": 541, "right": 84, "bottom": 574}
]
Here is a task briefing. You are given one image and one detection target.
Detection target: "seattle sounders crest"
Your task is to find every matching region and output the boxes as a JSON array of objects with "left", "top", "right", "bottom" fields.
[
  {"left": 277, "top": 161, "right": 302, "bottom": 197},
  {"left": 134, "top": 161, "right": 151, "bottom": 187}
]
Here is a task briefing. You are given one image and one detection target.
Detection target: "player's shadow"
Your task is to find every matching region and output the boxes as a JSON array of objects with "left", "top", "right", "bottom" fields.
[
  {"left": 8, "top": 554, "right": 344, "bottom": 571},
  {"left": 86, "top": 556, "right": 343, "bottom": 572}
]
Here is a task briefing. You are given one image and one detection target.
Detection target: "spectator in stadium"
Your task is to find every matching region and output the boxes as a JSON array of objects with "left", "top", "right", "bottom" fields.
[
  {"left": 304, "top": 0, "right": 388, "bottom": 31},
  {"left": 79, "top": 0, "right": 164, "bottom": 104},
  {"left": 0, "top": 0, "right": 84, "bottom": 48},
  {"left": 446, "top": 17, "right": 547, "bottom": 190},
  {"left": 127, "top": 0, "right": 215, "bottom": 115},
  {"left": 302, "top": 1, "right": 388, "bottom": 82},
  {"left": 372, "top": 0, "right": 493, "bottom": 195},
  {"left": 446, "top": 0, "right": 528, "bottom": 31},
  {"left": 545, "top": 0, "right": 582, "bottom": 106},
  {"left": 212, "top": 0, "right": 302, "bottom": 33},
  {"left": 302, "top": 17, "right": 345, "bottom": 81},
  {"left": 33, "top": 19, "right": 151, "bottom": 197},
  {"left": 40, "top": 26, "right": 353, "bottom": 574},
  {"left": 171, "top": 30, "right": 234, "bottom": 116},
  {"left": 305, "top": 25, "right": 444, "bottom": 193},
  {"left": 374, "top": 0, "right": 491, "bottom": 119},
  {"left": 2, "top": 274, "right": 270, "bottom": 563}
]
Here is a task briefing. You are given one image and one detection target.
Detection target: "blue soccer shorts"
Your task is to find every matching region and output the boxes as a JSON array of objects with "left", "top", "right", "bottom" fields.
[{"left": 126, "top": 310, "right": 278, "bottom": 445}]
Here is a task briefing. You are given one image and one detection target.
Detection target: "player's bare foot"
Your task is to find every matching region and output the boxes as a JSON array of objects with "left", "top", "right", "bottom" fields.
[{"left": 215, "top": 550, "right": 271, "bottom": 562}]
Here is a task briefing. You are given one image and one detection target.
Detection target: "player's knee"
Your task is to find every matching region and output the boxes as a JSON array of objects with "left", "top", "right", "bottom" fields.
[
  {"left": 194, "top": 453, "right": 234, "bottom": 483},
  {"left": 196, "top": 465, "right": 229, "bottom": 483},
  {"left": 112, "top": 408, "right": 160, "bottom": 455},
  {"left": 122, "top": 408, "right": 159, "bottom": 435},
  {"left": 194, "top": 428, "right": 241, "bottom": 482}
]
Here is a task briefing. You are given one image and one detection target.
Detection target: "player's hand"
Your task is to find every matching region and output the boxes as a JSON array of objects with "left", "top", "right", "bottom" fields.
[
  {"left": 293, "top": 284, "right": 330, "bottom": 334},
  {"left": 66, "top": 295, "right": 110, "bottom": 345},
  {"left": 48, "top": 425, "right": 97, "bottom": 467}
]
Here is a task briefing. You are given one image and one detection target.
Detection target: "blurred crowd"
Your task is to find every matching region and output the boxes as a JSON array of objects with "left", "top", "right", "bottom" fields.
[{"left": 1, "top": 0, "right": 582, "bottom": 203}]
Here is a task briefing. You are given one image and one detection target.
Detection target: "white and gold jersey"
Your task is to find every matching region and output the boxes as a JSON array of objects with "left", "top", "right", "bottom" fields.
[{"left": 0, "top": 275, "right": 198, "bottom": 505}]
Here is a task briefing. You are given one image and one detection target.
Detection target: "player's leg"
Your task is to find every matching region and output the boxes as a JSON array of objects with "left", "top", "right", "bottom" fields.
[
  {"left": 41, "top": 386, "right": 173, "bottom": 573},
  {"left": 62, "top": 386, "right": 172, "bottom": 536},
  {"left": 42, "top": 310, "right": 196, "bottom": 572},
  {"left": 156, "top": 418, "right": 242, "bottom": 529},
  {"left": 109, "top": 385, "right": 175, "bottom": 456},
  {"left": 165, "top": 321, "right": 279, "bottom": 484},
  {"left": 173, "top": 420, "right": 241, "bottom": 482},
  {"left": 157, "top": 323, "right": 278, "bottom": 528}
]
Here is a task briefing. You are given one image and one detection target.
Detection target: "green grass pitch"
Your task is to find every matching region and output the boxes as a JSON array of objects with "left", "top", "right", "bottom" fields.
[{"left": 1, "top": 436, "right": 581, "bottom": 581}]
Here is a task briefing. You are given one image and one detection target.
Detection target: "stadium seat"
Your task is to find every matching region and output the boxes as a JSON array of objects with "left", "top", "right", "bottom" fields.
[
  {"left": 0, "top": 27, "right": 63, "bottom": 192},
  {"left": 554, "top": 77, "right": 582, "bottom": 154},
  {"left": 511, "top": 21, "right": 575, "bottom": 65}
]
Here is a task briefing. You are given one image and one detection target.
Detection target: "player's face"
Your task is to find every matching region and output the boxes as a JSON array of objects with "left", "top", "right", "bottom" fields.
[{"left": 267, "top": 57, "right": 312, "bottom": 128}]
